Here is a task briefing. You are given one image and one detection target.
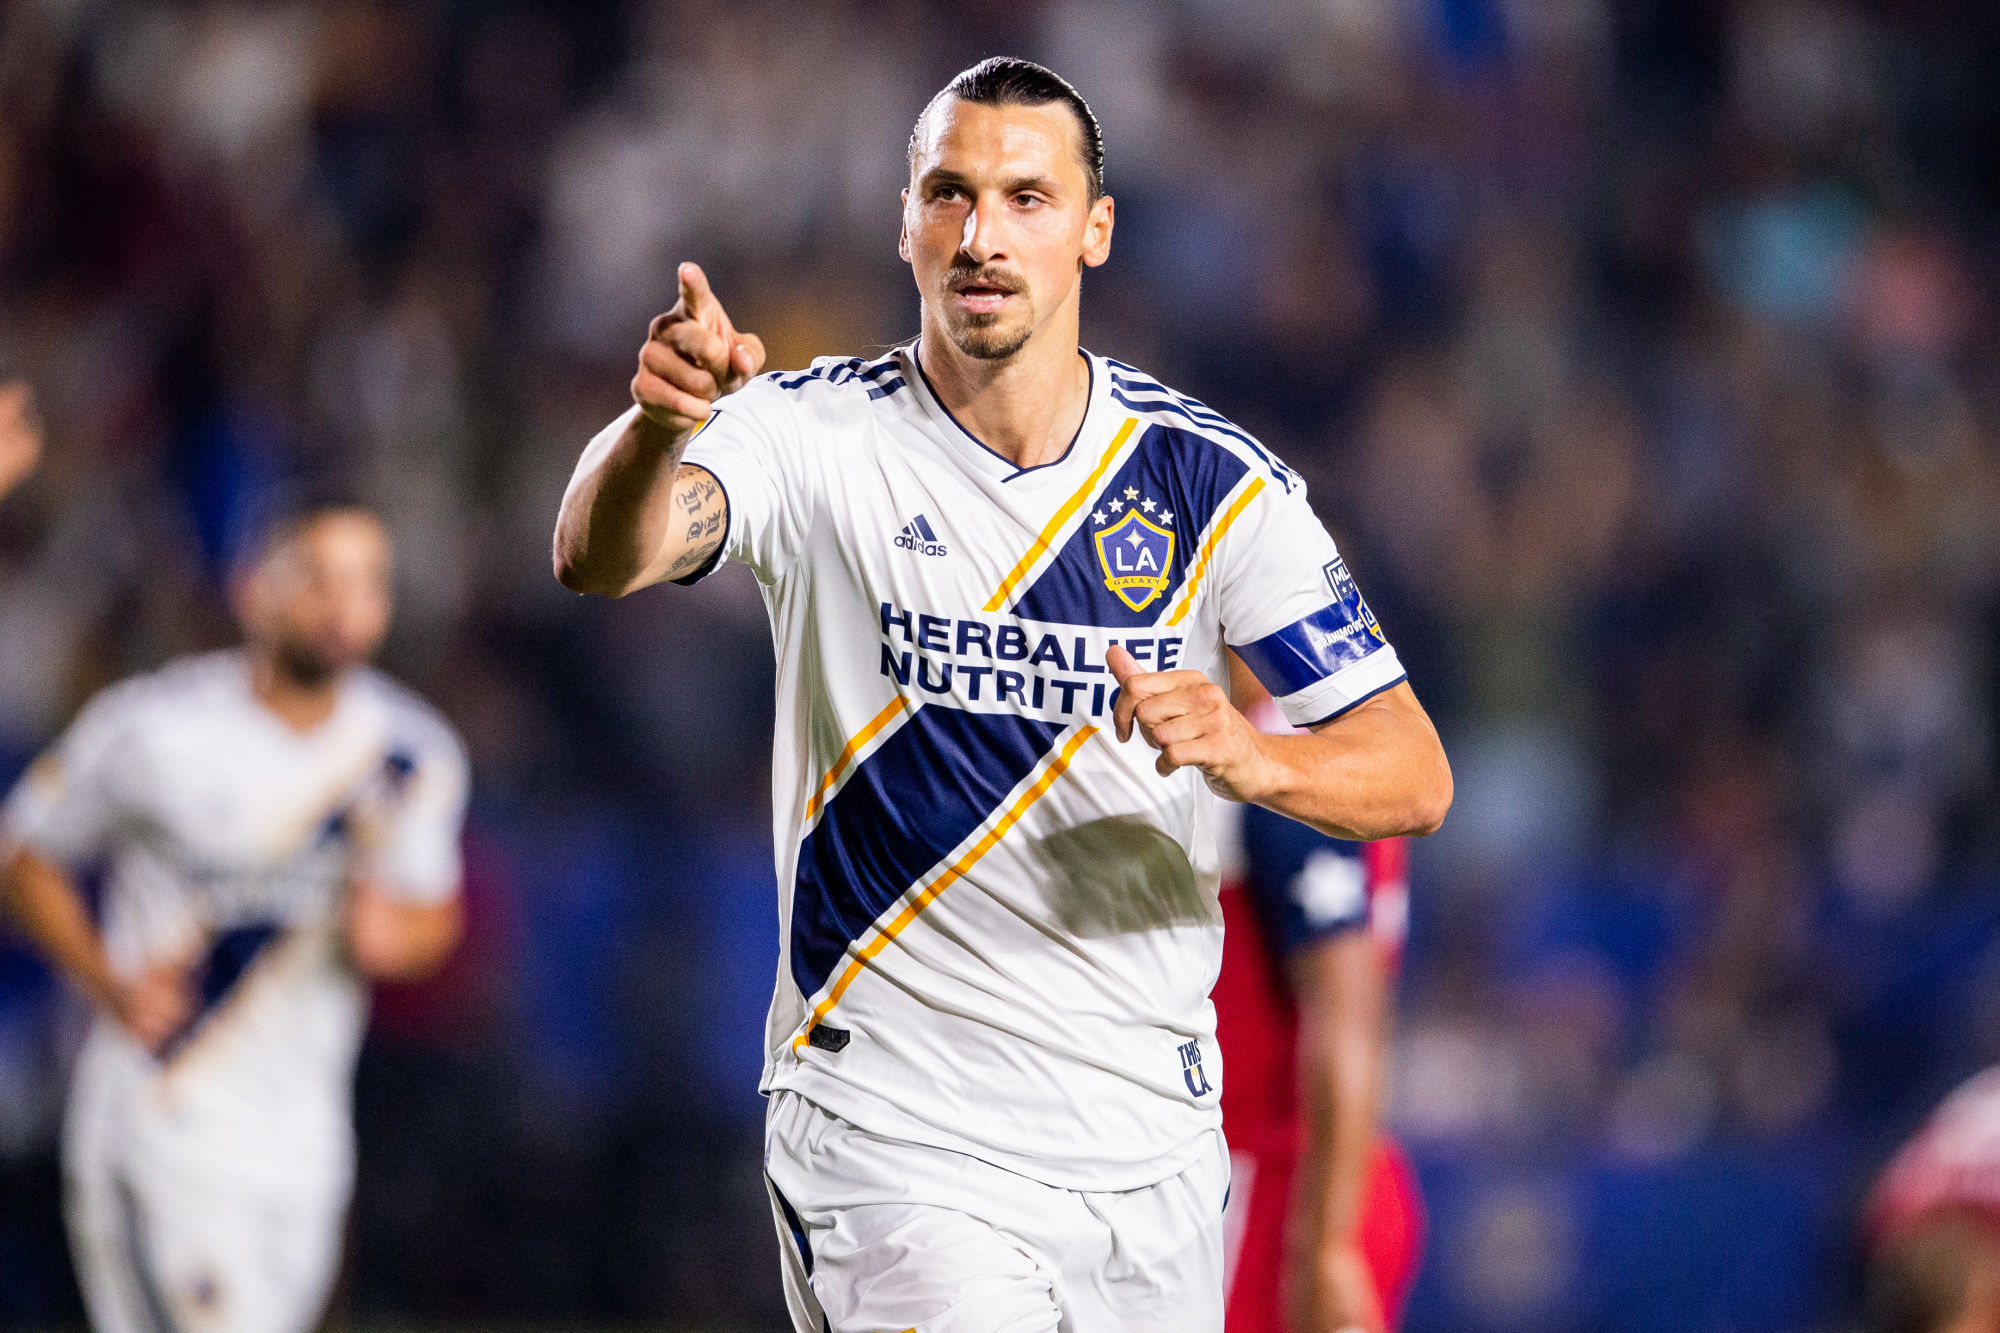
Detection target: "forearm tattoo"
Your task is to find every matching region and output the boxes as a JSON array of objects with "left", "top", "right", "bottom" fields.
[{"left": 662, "top": 464, "right": 726, "bottom": 580}]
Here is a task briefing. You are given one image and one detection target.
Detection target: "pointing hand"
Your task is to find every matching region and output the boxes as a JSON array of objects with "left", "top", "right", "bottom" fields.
[{"left": 632, "top": 263, "right": 769, "bottom": 433}]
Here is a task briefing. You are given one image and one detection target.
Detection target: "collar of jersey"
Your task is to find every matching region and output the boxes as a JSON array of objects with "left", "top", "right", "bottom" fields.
[{"left": 905, "top": 341, "right": 1109, "bottom": 488}]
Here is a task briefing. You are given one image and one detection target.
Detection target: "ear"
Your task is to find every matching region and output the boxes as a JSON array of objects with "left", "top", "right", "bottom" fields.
[
  {"left": 897, "top": 188, "right": 912, "bottom": 263},
  {"left": 1081, "top": 194, "right": 1114, "bottom": 269}
]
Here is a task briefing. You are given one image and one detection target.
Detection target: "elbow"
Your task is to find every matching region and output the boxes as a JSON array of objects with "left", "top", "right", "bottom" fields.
[
  {"left": 552, "top": 547, "right": 634, "bottom": 598},
  {"left": 1403, "top": 747, "right": 1454, "bottom": 837}
]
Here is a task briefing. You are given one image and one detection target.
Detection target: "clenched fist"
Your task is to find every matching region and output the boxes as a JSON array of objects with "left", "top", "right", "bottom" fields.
[
  {"left": 633, "top": 263, "right": 768, "bottom": 433},
  {"left": 1109, "top": 644, "right": 1275, "bottom": 802}
]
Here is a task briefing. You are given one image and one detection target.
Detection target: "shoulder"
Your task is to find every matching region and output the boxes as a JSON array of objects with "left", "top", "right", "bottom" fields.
[
  {"left": 692, "top": 349, "right": 909, "bottom": 451},
  {"left": 353, "top": 669, "right": 467, "bottom": 773},
  {"left": 1098, "top": 357, "right": 1304, "bottom": 497},
  {"left": 756, "top": 349, "right": 911, "bottom": 414},
  {"left": 75, "top": 651, "right": 241, "bottom": 737}
]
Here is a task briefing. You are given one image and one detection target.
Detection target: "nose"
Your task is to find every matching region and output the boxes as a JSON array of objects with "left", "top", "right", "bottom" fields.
[{"left": 959, "top": 193, "right": 1006, "bottom": 264}]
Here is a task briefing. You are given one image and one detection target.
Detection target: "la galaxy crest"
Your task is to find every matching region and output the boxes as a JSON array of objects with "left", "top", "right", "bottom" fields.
[{"left": 1093, "top": 487, "right": 1175, "bottom": 612}]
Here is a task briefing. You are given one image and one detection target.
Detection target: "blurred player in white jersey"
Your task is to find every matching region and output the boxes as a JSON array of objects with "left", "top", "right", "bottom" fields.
[
  {"left": 555, "top": 58, "right": 1452, "bottom": 1333},
  {"left": 0, "top": 505, "right": 468, "bottom": 1333}
]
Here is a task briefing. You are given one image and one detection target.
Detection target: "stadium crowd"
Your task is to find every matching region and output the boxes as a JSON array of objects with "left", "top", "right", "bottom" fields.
[{"left": 1, "top": 0, "right": 1997, "bottom": 1328}]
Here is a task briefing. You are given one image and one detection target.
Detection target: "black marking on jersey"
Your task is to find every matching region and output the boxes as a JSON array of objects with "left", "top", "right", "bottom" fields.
[{"left": 805, "top": 1024, "right": 851, "bottom": 1053}]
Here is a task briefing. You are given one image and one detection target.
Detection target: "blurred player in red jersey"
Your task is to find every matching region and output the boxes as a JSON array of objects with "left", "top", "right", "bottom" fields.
[
  {"left": 1863, "top": 1067, "right": 2000, "bottom": 1333},
  {"left": 1215, "top": 656, "right": 1423, "bottom": 1333}
]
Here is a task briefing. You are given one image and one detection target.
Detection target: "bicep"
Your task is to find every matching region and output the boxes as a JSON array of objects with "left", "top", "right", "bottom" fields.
[
  {"left": 1304, "top": 681, "right": 1433, "bottom": 742},
  {"left": 652, "top": 463, "right": 730, "bottom": 585}
]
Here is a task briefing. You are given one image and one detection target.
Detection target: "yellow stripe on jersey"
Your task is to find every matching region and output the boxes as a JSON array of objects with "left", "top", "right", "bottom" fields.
[
  {"left": 794, "top": 723, "right": 1098, "bottom": 1050},
  {"left": 804, "top": 695, "right": 914, "bottom": 825},
  {"left": 983, "top": 417, "right": 1139, "bottom": 613},
  {"left": 1161, "top": 476, "right": 1264, "bottom": 627}
]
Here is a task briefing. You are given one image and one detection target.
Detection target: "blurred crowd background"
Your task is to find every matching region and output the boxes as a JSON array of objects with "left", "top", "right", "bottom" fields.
[{"left": 1, "top": 0, "right": 1998, "bottom": 1329}]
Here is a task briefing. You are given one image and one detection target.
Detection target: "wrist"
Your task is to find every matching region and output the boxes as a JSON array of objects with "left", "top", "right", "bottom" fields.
[
  {"left": 631, "top": 404, "right": 699, "bottom": 456},
  {"left": 1235, "top": 730, "right": 1290, "bottom": 806}
]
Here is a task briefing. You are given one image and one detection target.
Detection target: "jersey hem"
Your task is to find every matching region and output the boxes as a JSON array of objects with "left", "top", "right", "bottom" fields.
[
  {"left": 767, "top": 1067, "right": 1219, "bottom": 1194},
  {"left": 1297, "top": 671, "right": 1408, "bottom": 727}
]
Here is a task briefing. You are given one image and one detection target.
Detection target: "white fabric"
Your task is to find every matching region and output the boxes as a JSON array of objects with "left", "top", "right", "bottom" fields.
[
  {"left": 64, "top": 1056, "right": 349, "bottom": 1333},
  {"left": 650, "top": 342, "right": 1402, "bottom": 1192},
  {"left": 765, "top": 1090, "right": 1227, "bottom": 1333}
]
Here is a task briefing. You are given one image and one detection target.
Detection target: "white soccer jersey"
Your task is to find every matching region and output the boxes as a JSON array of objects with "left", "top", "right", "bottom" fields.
[
  {"left": 658, "top": 342, "right": 1405, "bottom": 1191},
  {"left": 2, "top": 650, "right": 468, "bottom": 1192}
]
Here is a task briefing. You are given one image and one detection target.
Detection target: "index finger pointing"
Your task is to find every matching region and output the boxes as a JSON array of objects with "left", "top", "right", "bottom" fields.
[{"left": 677, "top": 262, "right": 714, "bottom": 317}]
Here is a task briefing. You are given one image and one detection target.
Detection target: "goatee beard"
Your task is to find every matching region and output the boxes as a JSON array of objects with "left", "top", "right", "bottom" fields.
[
  {"left": 948, "top": 318, "right": 1033, "bottom": 361},
  {"left": 273, "top": 642, "right": 341, "bottom": 691}
]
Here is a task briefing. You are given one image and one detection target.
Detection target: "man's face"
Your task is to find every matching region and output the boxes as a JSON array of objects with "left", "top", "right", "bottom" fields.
[
  {"left": 901, "top": 98, "right": 1113, "bottom": 361},
  {"left": 242, "top": 512, "right": 393, "bottom": 685}
]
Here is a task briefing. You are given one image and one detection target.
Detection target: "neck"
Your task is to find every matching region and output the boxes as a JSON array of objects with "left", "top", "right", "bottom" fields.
[
  {"left": 247, "top": 647, "right": 344, "bottom": 733},
  {"left": 918, "top": 309, "right": 1091, "bottom": 470}
]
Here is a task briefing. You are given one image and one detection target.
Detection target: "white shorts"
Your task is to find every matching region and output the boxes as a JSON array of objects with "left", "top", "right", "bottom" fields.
[
  {"left": 764, "top": 1090, "right": 1228, "bottom": 1333},
  {"left": 63, "top": 1075, "right": 348, "bottom": 1333}
]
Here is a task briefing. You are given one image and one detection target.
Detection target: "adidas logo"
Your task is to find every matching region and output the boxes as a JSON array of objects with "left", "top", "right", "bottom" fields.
[{"left": 894, "top": 514, "right": 947, "bottom": 557}]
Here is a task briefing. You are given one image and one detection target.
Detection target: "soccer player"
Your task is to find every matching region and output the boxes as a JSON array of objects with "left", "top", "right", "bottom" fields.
[
  {"left": 554, "top": 57, "right": 1452, "bottom": 1333},
  {"left": 0, "top": 505, "right": 468, "bottom": 1333},
  {"left": 1215, "top": 666, "right": 1421, "bottom": 1333}
]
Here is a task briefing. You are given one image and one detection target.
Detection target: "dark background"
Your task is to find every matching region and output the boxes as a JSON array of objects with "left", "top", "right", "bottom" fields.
[{"left": 3, "top": 1, "right": 2000, "bottom": 1329}]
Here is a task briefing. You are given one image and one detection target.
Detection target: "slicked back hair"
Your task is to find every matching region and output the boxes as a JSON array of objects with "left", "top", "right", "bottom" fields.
[
  {"left": 241, "top": 495, "right": 381, "bottom": 573},
  {"left": 909, "top": 57, "right": 1106, "bottom": 200}
]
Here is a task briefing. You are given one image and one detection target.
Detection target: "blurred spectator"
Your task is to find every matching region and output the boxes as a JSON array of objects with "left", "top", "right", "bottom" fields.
[{"left": 1865, "top": 1068, "right": 2000, "bottom": 1333}]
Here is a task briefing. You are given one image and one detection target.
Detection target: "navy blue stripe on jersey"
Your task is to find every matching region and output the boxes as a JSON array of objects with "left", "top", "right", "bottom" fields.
[
  {"left": 769, "top": 1178, "right": 815, "bottom": 1277},
  {"left": 1234, "top": 601, "right": 1392, "bottom": 696},
  {"left": 791, "top": 706, "right": 1063, "bottom": 998},
  {"left": 775, "top": 354, "right": 901, "bottom": 393},
  {"left": 1011, "top": 423, "right": 1249, "bottom": 628},
  {"left": 1240, "top": 803, "right": 1368, "bottom": 957},
  {"left": 865, "top": 376, "right": 907, "bottom": 401},
  {"left": 160, "top": 922, "right": 283, "bottom": 1059},
  {"left": 1106, "top": 364, "right": 1298, "bottom": 493}
]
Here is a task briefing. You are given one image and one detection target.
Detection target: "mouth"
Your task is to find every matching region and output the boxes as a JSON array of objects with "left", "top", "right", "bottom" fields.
[{"left": 948, "top": 276, "right": 1022, "bottom": 316}]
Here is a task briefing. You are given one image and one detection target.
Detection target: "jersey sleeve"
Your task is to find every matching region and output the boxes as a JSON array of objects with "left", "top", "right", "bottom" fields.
[
  {"left": 1, "top": 687, "right": 133, "bottom": 870},
  {"left": 366, "top": 723, "right": 470, "bottom": 905},
  {"left": 1239, "top": 803, "right": 1370, "bottom": 956},
  {"left": 1214, "top": 478, "right": 1407, "bottom": 727},
  {"left": 671, "top": 374, "right": 814, "bottom": 585}
]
